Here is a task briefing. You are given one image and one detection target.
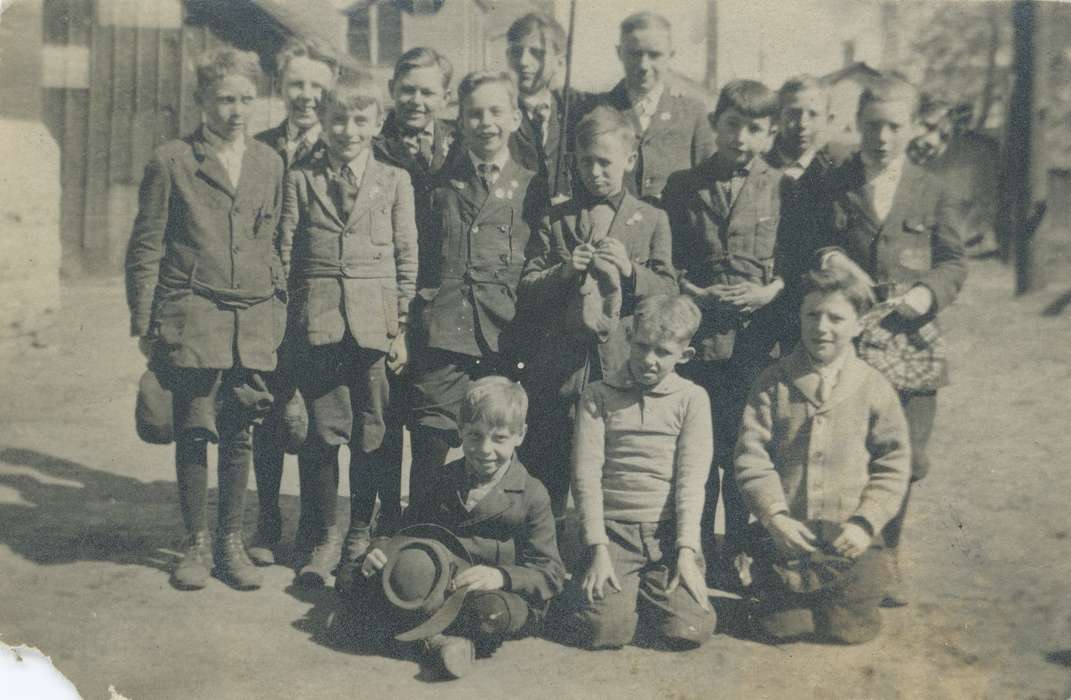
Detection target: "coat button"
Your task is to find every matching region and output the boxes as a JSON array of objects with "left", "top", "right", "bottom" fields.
[
  {"left": 233, "top": 245, "right": 240, "bottom": 254},
  {"left": 471, "top": 226, "right": 479, "bottom": 234}
]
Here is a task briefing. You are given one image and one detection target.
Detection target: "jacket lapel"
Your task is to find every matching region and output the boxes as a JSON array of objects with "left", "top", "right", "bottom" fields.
[
  {"left": 817, "top": 353, "right": 869, "bottom": 414},
  {"left": 345, "top": 157, "right": 381, "bottom": 225},
  {"left": 606, "top": 193, "right": 637, "bottom": 243},
  {"left": 305, "top": 162, "right": 345, "bottom": 228},
  {"left": 192, "top": 129, "right": 237, "bottom": 199},
  {"left": 448, "top": 155, "right": 489, "bottom": 220},
  {"left": 458, "top": 459, "right": 525, "bottom": 527},
  {"left": 879, "top": 163, "right": 923, "bottom": 235}
]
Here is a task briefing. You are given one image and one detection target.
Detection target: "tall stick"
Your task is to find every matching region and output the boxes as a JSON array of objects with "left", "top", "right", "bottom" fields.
[{"left": 552, "top": 0, "right": 578, "bottom": 196}]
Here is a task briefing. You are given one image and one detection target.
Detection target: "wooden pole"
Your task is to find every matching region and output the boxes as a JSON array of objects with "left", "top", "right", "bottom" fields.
[
  {"left": 552, "top": 0, "right": 578, "bottom": 197},
  {"left": 1005, "top": 0, "right": 1048, "bottom": 293}
]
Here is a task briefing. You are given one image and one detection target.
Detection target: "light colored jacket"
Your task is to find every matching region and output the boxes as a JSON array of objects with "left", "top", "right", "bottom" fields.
[{"left": 735, "top": 346, "right": 911, "bottom": 534}]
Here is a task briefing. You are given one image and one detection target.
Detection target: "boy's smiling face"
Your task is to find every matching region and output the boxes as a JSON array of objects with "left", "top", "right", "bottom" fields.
[
  {"left": 322, "top": 102, "right": 383, "bottom": 163},
  {"left": 712, "top": 106, "right": 775, "bottom": 168},
  {"left": 460, "top": 82, "right": 521, "bottom": 161},
  {"left": 461, "top": 420, "right": 525, "bottom": 482},
  {"left": 627, "top": 327, "right": 694, "bottom": 387},
  {"left": 282, "top": 55, "right": 335, "bottom": 131},
  {"left": 800, "top": 289, "right": 863, "bottom": 366},
  {"left": 507, "top": 30, "right": 563, "bottom": 96},
  {"left": 389, "top": 65, "right": 449, "bottom": 133},
  {"left": 576, "top": 131, "right": 636, "bottom": 199}
]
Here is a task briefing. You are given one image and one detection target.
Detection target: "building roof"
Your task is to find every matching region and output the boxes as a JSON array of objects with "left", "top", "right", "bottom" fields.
[
  {"left": 186, "top": 0, "right": 347, "bottom": 53},
  {"left": 821, "top": 61, "right": 882, "bottom": 86}
]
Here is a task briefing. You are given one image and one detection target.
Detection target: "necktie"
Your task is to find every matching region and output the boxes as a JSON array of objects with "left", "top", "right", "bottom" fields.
[
  {"left": 635, "top": 99, "right": 652, "bottom": 133},
  {"left": 528, "top": 102, "right": 551, "bottom": 146},
  {"left": 477, "top": 162, "right": 500, "bottom": 189},
  {"left": 817, "top": 371, "right": 832, "bottom": 404},
  {"left": 333, "top": 165, "right": 358, "bottom": 220}
]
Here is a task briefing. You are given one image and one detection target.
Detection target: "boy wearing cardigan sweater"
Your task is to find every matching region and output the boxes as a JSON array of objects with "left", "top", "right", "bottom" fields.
[
  {"left": 734, "top": 268, "right": 910, "bottom": 644},
  {"left": 569, "top": 295, "right": 716, "bottom": 649}
]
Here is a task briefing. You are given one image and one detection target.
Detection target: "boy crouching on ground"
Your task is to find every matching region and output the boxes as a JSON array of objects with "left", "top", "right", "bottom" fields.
[
  {"left": 734, "top": 268, "right": 910, "bottom": 644},
  {"left": 568, "top": 295, "right": 717, "bottom": 649},
  {"left": 344, "top": 377, "right": 564, "bottom": 679}
]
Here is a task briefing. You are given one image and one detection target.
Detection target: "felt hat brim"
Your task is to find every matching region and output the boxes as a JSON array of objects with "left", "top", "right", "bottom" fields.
[{"left": 395, "top": 582, "right": 472, "bottom": 641}]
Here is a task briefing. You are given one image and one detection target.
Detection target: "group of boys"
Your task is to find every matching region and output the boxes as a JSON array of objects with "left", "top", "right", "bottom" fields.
[{"left": 125, "top": 7, "right": 965, "bottom": 680}]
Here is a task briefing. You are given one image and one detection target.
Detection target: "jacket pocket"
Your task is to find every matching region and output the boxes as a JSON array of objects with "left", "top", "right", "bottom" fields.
[
  {"left": 154, "top": 288, "right": 194, "bottom": 346},
  {"left": 370, "top": 204, "right": 393, "bottom": 245},
  {"left": 754, "top": 216, "right": 779, "bottom": 259}
]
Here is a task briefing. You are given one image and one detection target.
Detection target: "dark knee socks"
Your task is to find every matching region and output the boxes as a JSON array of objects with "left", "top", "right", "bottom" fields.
[
  {"left": 252, "top": 426, "right": 284, "bottom": 521},
  {"left": 301, "top": 441, "right": 340, "bottom": 535},
  {"left": 407, "top": 427, "right": 451, "bottom": 508},
  {"left": 176, "top": 438, "right": 209, "bottom": 534},
  {"left": 217, "top": 428, "right": 253, "bottom": 534},
  {"left": 883, "top": 482, "right": 912, "bottom": 549}
]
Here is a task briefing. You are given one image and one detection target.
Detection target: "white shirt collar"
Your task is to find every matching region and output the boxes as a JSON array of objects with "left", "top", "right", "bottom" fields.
[
  {"left": 286, "top": 119, "right": 321, "bottom": 147},
  {"left": 862, "top": 153, "right": 905, "bottom": 184},
  {"left": 627, "top": 81, "right": 664, "bottom": 113},
  {"left": 468, "top": 148, "right": 510, "bottom": 174},
  {"left": 203, "top": 124, "right": 246, "bottom": 157},
  {"left": 328, "top": 147, "right": 371, "bottom": 184}
]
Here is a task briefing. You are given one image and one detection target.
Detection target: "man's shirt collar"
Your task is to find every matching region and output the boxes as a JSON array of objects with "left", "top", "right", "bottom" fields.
[
  {"left": 627, "top": 81, "right": 664, "bottom": 113},
  {"left": 468, "top": 148, "right": 510, "bottom": 174},
  {"left": 286, "top": 120, "right": 321, "bottom": 147}
]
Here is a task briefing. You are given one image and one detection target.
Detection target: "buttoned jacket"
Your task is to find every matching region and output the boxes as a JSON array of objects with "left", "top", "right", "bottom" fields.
[
  {"left": 417, "top": 154, "right": 542, "bottom": 358},
  {"left": 662, "top": 153, "right": 784, "bottom": 360},
  {"left": 384, "top": 457, "right": 565, "bottom": 607},
  {"left": 598, "top": 80, "right": 715, "bottom": 202},
  {"left": 279, "top": 153, "right": 418, "bottom": 352},
  {"left": 518, "top": 192, "right": 677, "bottom": 400},
  {"left": 125, "top": 127, "right": 285, "bottom": 371},
  {"left": 734, "top": 346, "right": 911, "bottom": 535},
  {"left": 509, "top": 87, "right": 593, "bottom": 201}
]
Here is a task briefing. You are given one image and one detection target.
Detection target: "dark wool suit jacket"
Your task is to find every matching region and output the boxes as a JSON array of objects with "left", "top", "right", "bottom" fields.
[
  {"left": 509, "top": 87, "right": 593, "bottom": 201},
  {"left": 125, "top": 127, "right": 286, "bottom": 371},
  {"left": 254, "top": 121, "right": 328, "bottom": 172}
]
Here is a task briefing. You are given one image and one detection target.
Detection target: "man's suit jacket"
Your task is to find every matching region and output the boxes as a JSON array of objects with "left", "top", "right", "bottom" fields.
[
  {"left": 417, "top": 153, "right": 543, "bottom": 358},
  {"left": 279, "top": 153, "right": 418, "bottom": 353},
  {"left": 125, "top": 127, "right": 286, "bottom": 371},
  {"left": 509, "top": 87, "right": 592, "bottom": 201},
  {"left": 599, "top": 80, "right": 715, "bottom": 202},
  {"left": 825, "top": 155, "right": 967, "bottom": 314},
  {"left": 254, "top": 121, "right": 327, "bottom": 172},
  {"left": 383, "top": 456, "right": 565, "bottom": 608},
  {"left": 662, "top": 153, "right": 784, "bottom": 361},
  {"left": 518, "top": 191, "right": 678, "bottom": 400}
]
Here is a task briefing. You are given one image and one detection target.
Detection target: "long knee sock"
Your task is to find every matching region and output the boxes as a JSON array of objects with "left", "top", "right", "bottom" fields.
[
  {"left": 883, "top": 482, "right": 912, "bottom": 549},
  {"left": 349, "top": 448, "right": 378, "bottom": 528},
  {"left": 175, "top": 438, "right": 209, "bottom": 534},
  {"left": 407, "top": 427, "right": 451, "bottom": 510},
  {"left": 251, "top": 425, "right": 284, "bottom": 521},
  {"left": 302, "top": 441, "right": 340, "bottom": 535},
  {"left": 217, "top": 428, "right": 253, "bottom": 534}
]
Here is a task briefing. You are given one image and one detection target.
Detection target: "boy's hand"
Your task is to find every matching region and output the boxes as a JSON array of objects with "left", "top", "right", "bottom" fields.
[
  {"left": 721, "top": 280, "right": 780, "bottom": 312},
  {"left": 451, "top": 565, "right": 504, "bottom": 592},
  {"left": 899, "top": 285, "right": 935, "bottom": 318},
  {"left": 680, "top": 280, "right": 733, "bottom": 309},
  {"left": 386, "top": 330, "right": 408, "bottom": 375},
  {"left": 594, "top": 238, "right": 633, "bottom": 278},
  {"left": 566, "top": 243, "right": 596, "bottom": 277},
  {"left": 360, "top": 548, "right": 388, "bottom": 578},
  {"left": 667, "top": 547, "right": 712, "bottom": 611},
  {"left": 832, "top": 521, "right": 872, "bottom": 559},
  {"left": 767, "top": 513, "right": 818, "bottom": 555},
  {"left": 582, "top": 544, "right": 621, "bottom": 604}
]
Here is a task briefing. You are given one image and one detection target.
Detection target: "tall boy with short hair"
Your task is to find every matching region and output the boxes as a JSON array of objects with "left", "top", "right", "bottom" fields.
[
  {"left": 407, "top": 71, "right": 543, "bottom": 506},
  {"left": 249, "top": 37, "right": 339, "bottom": 567},
  {"left": 600, "top": 11, "right": 715, "bottom": 202},
  {"left": 568, "top": 294, "right": 716, "bottom": 649},
  {"left": 347, "top": 377, "right": 564, "bottom": 680},
  {"left": 820, "top": 75, "right": 966, "bottom": 606},
  {"left": 662, "top": 79, "right": 784, "bottom": 580},
  {"left": 125, "top": 48, "right": 285, "bottom": 591},
  {"left": 279, "top": 70, "right": 418, "bottom": 586},
  {"left": 518, "top": 105, "right": 677, "bottom": 519},
  {"left": 506, "top": 12, "right": 591, "bottom": 200},
  {"left": 735, "top": 268, "right": 911, "bottom": 643}
]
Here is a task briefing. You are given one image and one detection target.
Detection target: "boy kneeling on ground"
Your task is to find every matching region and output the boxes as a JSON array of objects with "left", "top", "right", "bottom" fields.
[
  {"left": 341, "top": 377, "right": 564, "bottom": 679},
  {"left": 734, "top": 267, "right": 911, "bottom": 644}
]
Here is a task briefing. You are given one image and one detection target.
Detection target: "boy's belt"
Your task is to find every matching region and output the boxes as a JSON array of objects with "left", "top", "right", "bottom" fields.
[{"left": 189, "top": 278, "right": 276, "bottom": 310}]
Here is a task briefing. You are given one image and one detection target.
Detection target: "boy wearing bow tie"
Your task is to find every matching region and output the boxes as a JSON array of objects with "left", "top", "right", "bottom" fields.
[
  {"left": 662, "top": 79, "right": 783, "bottom": 586},
  {"left": 279, "top": 71, "right": 418, "bottom": 586},
  {"left": 599, "top": 11, "right": 714, "bottom": 203}
]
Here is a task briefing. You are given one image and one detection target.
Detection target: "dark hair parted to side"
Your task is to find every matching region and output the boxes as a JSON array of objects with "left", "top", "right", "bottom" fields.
[
  {"left": 856, "top": 74, "right": 921, "bottom": 119},
  {"left": 392, "top": 46, "right": 454, "bottom": 90},
  {"left": 317, "top": 69, "right": 383, "bottom": 118},
  {"left": 801, "top": 267, "right": 875, "bottom": 316},
  {"left": 777, "top": 74, "right": 826, "bottom": 106},
  {"left": 460, "top": 376, "right": 529, "bottom": 434},
  {"left": 194, "top": 48, "right": 263, "bottom": 98},
  {"left": 575, "top": 105, "right": 636, "bottom": 150},
  {"left": 633, "top": 295, "right": 703, "bottom": 344},
  {"left": 712, "top": 79, "right": 779, "bottom": 123},
  {"left": 456, "top": 70, "right": 517, "bottom": 110},
  {"left": 619, "top": 11, "right": 672, "bottom": 39},
  {"left": 507, "top": 12, "right": 567, "bottom": 55},
  {"left": 274, "top": 37, "right": 339, "bottom": 80}
]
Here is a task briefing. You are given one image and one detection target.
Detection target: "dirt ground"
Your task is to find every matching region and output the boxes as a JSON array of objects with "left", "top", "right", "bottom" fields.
[{"left": 2, "top": 257, "right": 1070, "bottom": 699}]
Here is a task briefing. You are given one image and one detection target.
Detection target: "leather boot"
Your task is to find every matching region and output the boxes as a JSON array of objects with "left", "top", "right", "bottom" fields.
[
  {"left": 334, "top": 524, "right": 372, "bottom": 594},
  {"left": 172, "top": 530, "right": 212, "bottom": 590},
  {"left": 247, "top": 508, "right": 282, "bottom": 567},
  {"left": 215, "top": 532, "right": 263, "bottom": 591},
  {"left": 423, "top": 634, "right": 475, "bottom": 680},
  {"left": 297, "top": 526, "right": 342, "bottom": 588}
]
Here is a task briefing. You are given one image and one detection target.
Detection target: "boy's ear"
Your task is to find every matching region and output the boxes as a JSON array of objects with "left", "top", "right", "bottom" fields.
[
  {"left": 442, "top": 88, "right": 453, "bottom": 105},
  {"left": 677, "top": 346, "right": 696, "bottom": 365},
  {"left": 625, "top": 148, "right": 638, "bottom": 173},
  {"left": 515, "top": 424, "right": 528, "bottom": 446},
  {"left": 507, "top": 106, "right": 523, "bottom": 135},
  {"left": 387, "top": 78, "right": 396, "bottom": 97}
]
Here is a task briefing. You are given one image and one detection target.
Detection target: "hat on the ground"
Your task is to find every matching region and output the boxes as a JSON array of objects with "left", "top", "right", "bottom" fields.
[
  {"left": 380, "top": 524, "right": 473, "bottom": 642},
  {"left": 135, "top": 367, "right": 173, "bottom": 445},
  {"left": 765, "top": 520, "right": 857, "bottom": 594},
  {"left": 565, "top": 253, "right": 622, "bottom": 345}
]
